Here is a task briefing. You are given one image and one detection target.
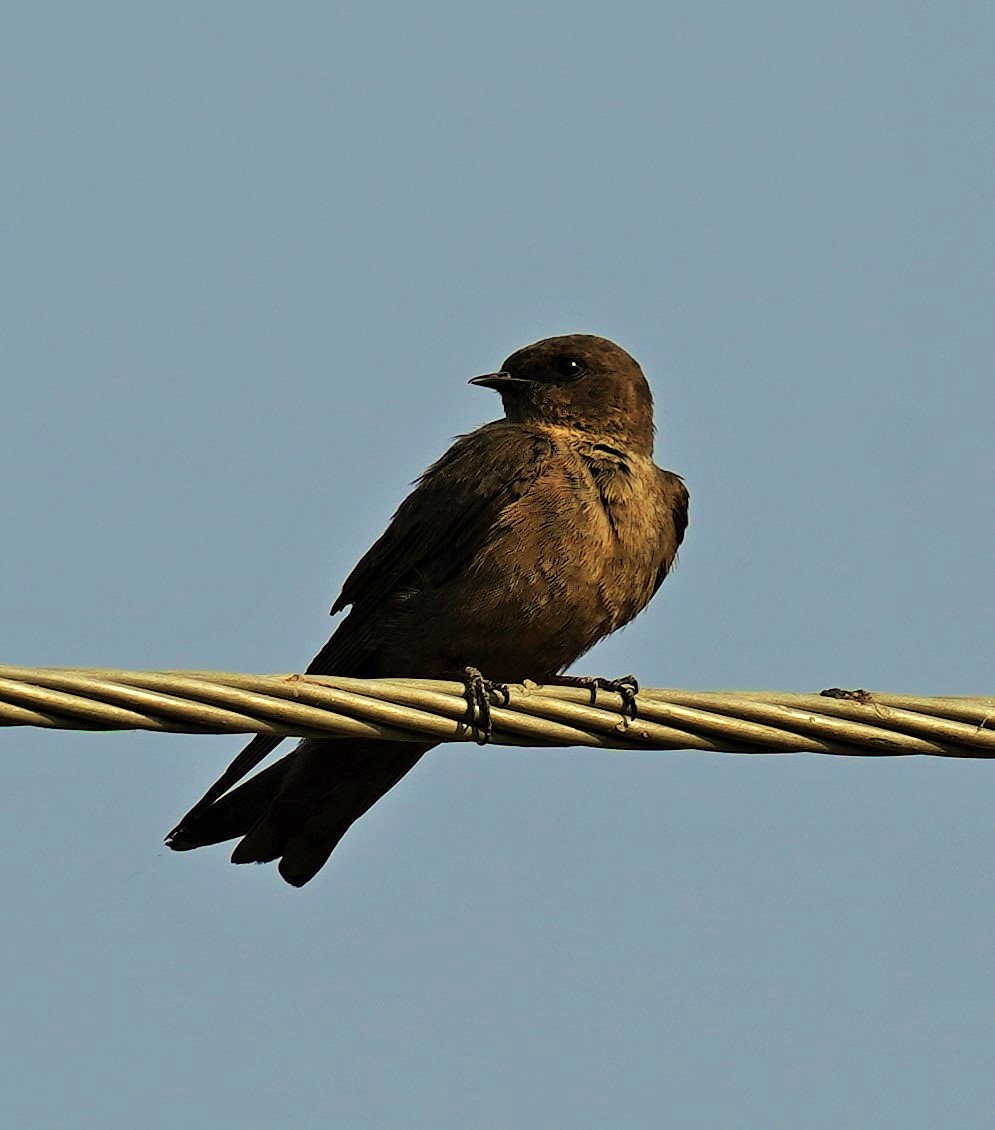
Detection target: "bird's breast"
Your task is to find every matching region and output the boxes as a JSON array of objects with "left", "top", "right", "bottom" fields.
[{"left": 446, "top": 445, "right": 666, "bottom": 674}]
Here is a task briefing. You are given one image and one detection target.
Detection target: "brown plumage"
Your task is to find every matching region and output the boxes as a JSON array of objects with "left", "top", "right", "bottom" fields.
[{"left": 166, "top": 334, "right": 689, "bottom": 886}]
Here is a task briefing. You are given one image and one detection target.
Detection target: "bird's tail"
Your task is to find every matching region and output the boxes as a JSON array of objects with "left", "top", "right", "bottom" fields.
[
  {"left": 166, "top": 752, "right": 294, "bottom": 850},
  {"left": 167, "top": 736, "right": 433, "bottom": 887}
]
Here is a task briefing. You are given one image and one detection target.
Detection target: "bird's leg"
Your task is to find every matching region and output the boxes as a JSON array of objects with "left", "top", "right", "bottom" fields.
[
  {"left": 462, "top": 667, "right": 511, "bottom": 745},
  {"left": 545, "top": 673, "right": 641, "bottom": 719}
]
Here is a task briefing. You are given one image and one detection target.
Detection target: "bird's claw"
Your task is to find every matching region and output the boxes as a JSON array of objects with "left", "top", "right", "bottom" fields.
[
  {"left": 547, "top": 673, "right": 641, "bottom": 719},
  {"left": 463, "top": 666, "right": 511, "bottom": 744},
  {"left": 603, "top": 674, "right": 640, "bottom": 719}
]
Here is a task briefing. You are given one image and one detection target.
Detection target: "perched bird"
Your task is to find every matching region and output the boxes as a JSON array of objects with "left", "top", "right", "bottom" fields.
[{"left": 167, "top": 334, "right": 689, "bottom": 886}]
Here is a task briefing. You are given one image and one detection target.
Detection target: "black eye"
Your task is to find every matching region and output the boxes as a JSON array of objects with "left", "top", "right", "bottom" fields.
[{"left": 553, "top": 357, "right": 586, "bottom": 380}]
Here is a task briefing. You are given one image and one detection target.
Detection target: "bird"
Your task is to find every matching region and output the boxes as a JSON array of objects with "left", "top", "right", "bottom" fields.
[{"left": 166, "top": 333, "right": 689, "bottom": 886}]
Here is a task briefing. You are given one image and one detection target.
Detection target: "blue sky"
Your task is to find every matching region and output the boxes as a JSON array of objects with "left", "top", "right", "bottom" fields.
[{"left": 2, "top": 4, "right": 994, "bottom": 1128}]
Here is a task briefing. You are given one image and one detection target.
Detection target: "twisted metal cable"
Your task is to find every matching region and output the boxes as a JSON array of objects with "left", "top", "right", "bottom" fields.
[{"left": 0, "top": 665, "right": 992, "bottom": 757}]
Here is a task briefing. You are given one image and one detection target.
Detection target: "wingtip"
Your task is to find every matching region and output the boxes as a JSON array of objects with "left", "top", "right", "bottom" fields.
[{"left": 164, "top": 825, "right": 197, "bottom": 852}]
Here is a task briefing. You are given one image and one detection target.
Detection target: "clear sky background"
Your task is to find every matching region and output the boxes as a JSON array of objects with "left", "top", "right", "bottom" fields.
[{"left": 2, "top": 3, "right": 994, "bottom": 1128}]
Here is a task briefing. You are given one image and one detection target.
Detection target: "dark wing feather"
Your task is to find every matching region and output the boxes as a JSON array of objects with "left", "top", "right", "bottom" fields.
[
  {"left": 651, "top": 470, "right": 690, "bottom": 597},
  {"left": 166, "top": 421, "right": 551, "bottom": 843},
  {"left": 309, "top": 422, "right": 552, "bottom": 674}
]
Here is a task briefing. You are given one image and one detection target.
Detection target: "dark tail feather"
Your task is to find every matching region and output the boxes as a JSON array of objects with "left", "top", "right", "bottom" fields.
[
  {"left": 166, "top": 754, "right": 294, "bottom": 851},
  {"left": 166, "top": 732, "right": 286, "bottom": 850},
  {"left": 231, "top": 738, "right": 434, "bottom": 886}
]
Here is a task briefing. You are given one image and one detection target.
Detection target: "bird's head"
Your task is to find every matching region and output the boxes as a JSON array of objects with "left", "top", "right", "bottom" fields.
[{"left": 470, "top": 334, "right": 655, "bottom": 454}]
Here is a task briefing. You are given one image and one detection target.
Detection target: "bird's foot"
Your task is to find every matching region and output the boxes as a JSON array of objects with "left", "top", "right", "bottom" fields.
[
  {"left": 546, "top": 673, "right": 641, "bottom": 719},
  {"left": 463, "top": 667, "right": 511, "bottom": 745}
]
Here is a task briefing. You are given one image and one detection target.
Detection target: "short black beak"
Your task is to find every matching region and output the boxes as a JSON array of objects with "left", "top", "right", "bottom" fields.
[{"left": 469, "top": 371, "right": 529, "bottom": 390}]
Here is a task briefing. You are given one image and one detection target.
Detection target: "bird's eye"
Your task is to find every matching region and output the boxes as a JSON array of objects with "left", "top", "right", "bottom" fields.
[{"left": 553, "top": 357, "right": 586, "bottom": 380}]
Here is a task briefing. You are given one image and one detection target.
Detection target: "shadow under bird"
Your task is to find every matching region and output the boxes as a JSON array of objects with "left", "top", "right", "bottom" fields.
[{"left": 167, "top": 334, "right": 689, "bottom": 886}]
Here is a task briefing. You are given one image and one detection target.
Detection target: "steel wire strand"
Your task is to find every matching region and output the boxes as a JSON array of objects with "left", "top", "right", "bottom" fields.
[{"left": 0, "top": 666, "right": 992, "bottom": 757}]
